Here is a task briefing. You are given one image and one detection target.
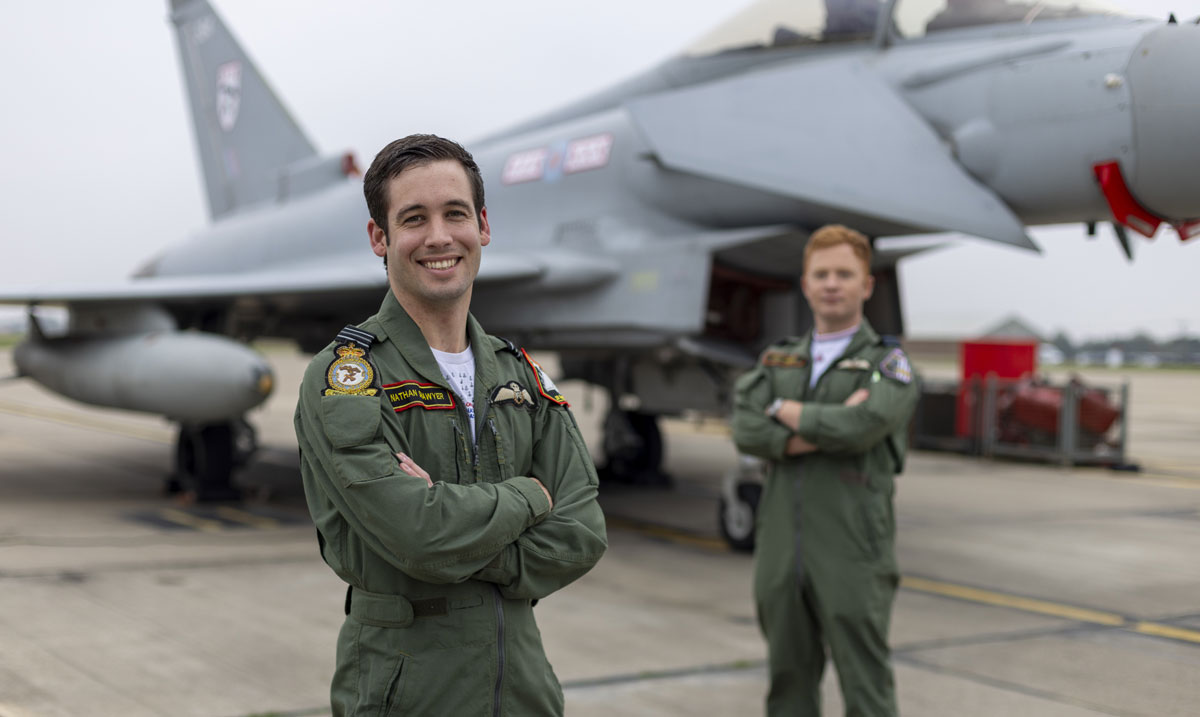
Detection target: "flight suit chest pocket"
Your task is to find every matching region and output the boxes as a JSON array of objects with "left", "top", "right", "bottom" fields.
[
  {"left": 775, "top": 368, "right": 809, "bottom": 400},
  {"left": 819, "top": 365, "right": 870, "bottom": 402},
  {"left": 320, "top": 395, "right": 394, "bottom": 485},
  {"left": 487, "top": 403, "right": 537, "bottom": 481}
]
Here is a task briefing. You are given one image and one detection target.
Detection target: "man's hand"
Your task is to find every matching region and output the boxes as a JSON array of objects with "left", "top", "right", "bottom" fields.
[
  {"left": 770, "top": 399, "right": 804, "bottom": 431},
  {"left": 776, "top": 389, "right": 868, "bottom": 456},
  {"left": 396, "top": 452, "right": 433, "bottom": 487},
  {"left": 785, "top": 435, "right": 818, "bottom": 455},
  {"left": 844, "top": 388, "right": 870, "bottom": 407},
  {"left": 530, "top": 477, "right": 554, "bottom": 510}
]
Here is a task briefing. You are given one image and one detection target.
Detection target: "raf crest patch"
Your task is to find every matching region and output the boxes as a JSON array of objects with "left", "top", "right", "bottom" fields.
[
  {"left": 491, "top": 381, "right": 536, "bottom": 410},
  {"left": 324, "top": 342, "right": 378, "bottom": 396},
  {"left": 879, "top": 348, "right": 913, "bottom": 384},
  {"left": 521, "top": 349, "right": 568, "bottom": 406},
  {"left": 383, "top": 381, "right": 456, "bottom": 413},
  {"left": 762, "top": 350, "right": 808, "bottom": 369},
  {"left": 836, "top": 358, "right": 872, "bottom": 371}
]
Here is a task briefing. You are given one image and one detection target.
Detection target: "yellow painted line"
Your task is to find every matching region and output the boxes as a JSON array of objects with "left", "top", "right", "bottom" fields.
[
  {"left": 606, "top": 515, "right": 730, "bottom": 552},
  {"left": 159, "top": 508, "right": 225, "bottom": 533},
  {"left": 905, "top": 576, "right": 1200, "bottom": 647},
  {"left": 901, "top": 576, "right": 1126, "bottom": 626},
  {"left": 1099, "top": 472, "right": 1200, "bottom": 490},
  {"left": 614, "top": 516, "right": 1200, "bottom": 648},
  {"left": 1143, "top": 461, "right": 1200, "bottom": 472},
  {"left": 1132, "top": 621, "right": 1200, "bottom": 644},
  {"left": 0, "top": 399, "right": 170, "bottom": 443},
  {"left": 215, "top": 506, "right": 281, "bottom": 530}
]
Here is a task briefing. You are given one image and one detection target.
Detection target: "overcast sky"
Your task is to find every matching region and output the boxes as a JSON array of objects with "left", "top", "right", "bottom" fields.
[{"left": 1, "top": 0, "right": 1197, "bottom": 341}]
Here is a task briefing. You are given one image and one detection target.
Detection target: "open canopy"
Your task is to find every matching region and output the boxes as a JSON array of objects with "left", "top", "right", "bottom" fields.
[{"left": 686, "top": 0, "right": 1127, "bottom": 54}]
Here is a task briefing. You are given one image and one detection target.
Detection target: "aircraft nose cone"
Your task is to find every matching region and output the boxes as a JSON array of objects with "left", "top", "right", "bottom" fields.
[{"left": 1126, "top": 23, "right": 1200, "bottom": 220}]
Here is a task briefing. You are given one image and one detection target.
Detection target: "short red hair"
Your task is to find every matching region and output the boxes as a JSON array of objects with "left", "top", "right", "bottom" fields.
[{"left": 803, "top": 224, "right": 871, "bottom": 273}]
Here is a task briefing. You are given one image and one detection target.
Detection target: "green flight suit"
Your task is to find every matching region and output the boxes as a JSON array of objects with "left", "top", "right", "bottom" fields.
[
  {"left": 731, "top": 320, "right": 919, "bottom": 717},
  {"left": 294, "top": 292, "right": 607, "bottom": 716}
]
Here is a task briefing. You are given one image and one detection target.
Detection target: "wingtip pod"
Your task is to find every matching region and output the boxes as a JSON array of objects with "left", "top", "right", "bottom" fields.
[{"left": 14, "top": 331, "right": 273, "bottom": 423}]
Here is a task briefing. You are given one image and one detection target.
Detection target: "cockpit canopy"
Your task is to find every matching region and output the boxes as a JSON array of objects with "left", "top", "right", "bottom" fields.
[{"left": 686, "top": 0, "right": 1127, "bottom": 55}]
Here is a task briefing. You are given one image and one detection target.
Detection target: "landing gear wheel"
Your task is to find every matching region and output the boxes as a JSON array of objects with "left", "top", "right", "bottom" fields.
[
  {"left": 172, "top": 422, "right": 242, "bottom": 502},
  {"left": 601, "top": 409, "right": 668, "bottom": 485},
  {"left": 718, "top": 481, "right": 762, "bottom": 553}
]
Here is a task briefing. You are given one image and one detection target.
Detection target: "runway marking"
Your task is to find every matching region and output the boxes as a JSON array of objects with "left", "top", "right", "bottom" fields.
[
  {"left": 607, "top": 521, "right": 1200, "bottom": 648},
  {"left": 903, "top": 575, "right": 1200, "bottom": 646},
  {"left": 561, "top": 658, "right": 764, "bottom": 690},
  {"left": 0, "top": 399, "right": 170, "bottom": 443},
  {"left": 129, "top": 506, "right": 302, "bottom": 533},
  {"left": 605, "top": 515, "right": 730, "bottom": 552},
  {"left": 1125, "top": 471, "right": 1200, "bottom": 488},
  {"left": 215, "top": 506, "right": 282, "bottom": 529},
  {"left": 1132, "top": 621, "right": 1200, "bottom": 644},
  {"left": 158, "top": 507, "right": 225, "bottom": 533},
  {"left": 901, "top": 576, "right": 1126, "bottom": 626},
  {"left": 1067, "top": 468, "right": 1200, "bottom": 490}
]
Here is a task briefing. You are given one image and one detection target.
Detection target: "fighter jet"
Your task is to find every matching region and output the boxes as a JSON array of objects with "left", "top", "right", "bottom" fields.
[{"left": 2, "top": 0, "right": 1197, "bottom": 509}]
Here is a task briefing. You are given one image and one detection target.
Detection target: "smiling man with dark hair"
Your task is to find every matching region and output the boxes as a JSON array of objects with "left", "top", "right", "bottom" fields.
[{"left": 295, "top": 134, "right": 606, "bottom": 716}]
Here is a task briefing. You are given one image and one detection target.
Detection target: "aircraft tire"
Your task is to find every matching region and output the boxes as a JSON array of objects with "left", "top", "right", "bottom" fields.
[
  {"left": 718, "top": 481, "right": 761, "bottom": 552},
  {"left": 602, "top": 410, "right": 667, "bottom": 484},
  {"left": 174, "top": 422, "right": 242, "bottom": 502}
]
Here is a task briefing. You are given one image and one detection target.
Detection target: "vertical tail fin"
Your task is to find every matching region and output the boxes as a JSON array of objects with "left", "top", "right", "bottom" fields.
[{"left": 168, "top": 0, "right": 318, "bottom": 219}]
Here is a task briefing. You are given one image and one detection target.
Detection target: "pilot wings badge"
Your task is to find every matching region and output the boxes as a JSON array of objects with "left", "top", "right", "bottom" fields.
[
  {"left": 323, "top": 342, "right": 378, "bottom": 396},
  {"left": 491, "top": 381, "right": 536, "bottom": 409}
]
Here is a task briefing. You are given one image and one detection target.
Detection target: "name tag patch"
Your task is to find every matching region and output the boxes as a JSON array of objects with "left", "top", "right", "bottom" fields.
[
  {"left": 762, "top": 350, "right": 808, "bottom": 368},
  {"left": 383, "top": 381, "right": 456, "bottom": 412}
]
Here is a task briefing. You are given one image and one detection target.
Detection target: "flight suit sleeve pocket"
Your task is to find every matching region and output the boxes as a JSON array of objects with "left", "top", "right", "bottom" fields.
[
  {"left": 320, "top": 395, "right": 395, "bottom": 484},
  {"left": 321, "top": 394, "right": 383, "bottom": 448}
]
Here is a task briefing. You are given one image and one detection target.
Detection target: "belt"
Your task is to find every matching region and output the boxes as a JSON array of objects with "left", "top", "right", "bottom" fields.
[{"left": 345, "top": 586, "right": 448, "bottom": 628}]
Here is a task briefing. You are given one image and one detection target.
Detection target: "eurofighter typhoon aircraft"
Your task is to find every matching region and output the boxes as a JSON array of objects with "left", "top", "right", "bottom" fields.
[{"left": 2, "top": 0, "right": 1197, "bottom": 525}]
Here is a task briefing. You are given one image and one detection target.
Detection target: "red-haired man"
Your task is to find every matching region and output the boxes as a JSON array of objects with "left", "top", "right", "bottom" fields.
[{"left": 732, "top": 224, "right": 919, "bottom": 716}]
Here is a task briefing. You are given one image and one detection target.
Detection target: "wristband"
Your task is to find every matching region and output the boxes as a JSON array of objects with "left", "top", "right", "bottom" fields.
[{"left": 766, "top": 398, "right": 785, "bottom": 419}]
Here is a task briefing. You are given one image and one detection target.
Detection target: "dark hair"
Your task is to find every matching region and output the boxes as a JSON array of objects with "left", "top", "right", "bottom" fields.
[{"left": 363, "top": 134, "right": 486, "bottom": 236}]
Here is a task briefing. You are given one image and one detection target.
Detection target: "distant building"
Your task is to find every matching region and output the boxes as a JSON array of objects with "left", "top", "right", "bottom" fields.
[{"left": 979, "top": 315, "right": 1045, "bottom": 342}]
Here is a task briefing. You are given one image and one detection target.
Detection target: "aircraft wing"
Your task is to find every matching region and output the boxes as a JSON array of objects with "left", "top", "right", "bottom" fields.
[
  {"left": 626, "top": 56, "right": 1039, "bottom": 250},
  {"left": 0, "top": 250, "right": 590, "bottom": 305}
]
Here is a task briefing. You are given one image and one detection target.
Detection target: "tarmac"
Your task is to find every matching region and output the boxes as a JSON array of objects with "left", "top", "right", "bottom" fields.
[{"left": 1, "top": 345, "right": 1198, "bottom": 716}]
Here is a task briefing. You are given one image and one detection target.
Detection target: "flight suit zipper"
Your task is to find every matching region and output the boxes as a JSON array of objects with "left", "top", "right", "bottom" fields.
[
  {"left": 473, "top": 394, "right": 492, "bottom": 478},
  {"left": 487, "top": 417, "right": 508, "bottom": 479},
  {"left": 492, "top": 584, "right": 506, "bottom": 717},
  {"left": 451, "top": 422, "right": 468, "bottom": 483},
  {"left": 470, "top": 390, "right": 505, "bottom": 716}
]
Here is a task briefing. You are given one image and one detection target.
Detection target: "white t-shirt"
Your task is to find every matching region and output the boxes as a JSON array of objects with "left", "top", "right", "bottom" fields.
[
  {"left": 809, "top": 325, "right": 859, "bottom": 388},
  {"left": 431, "top": 345, "right": 476, "bottom": 442}
]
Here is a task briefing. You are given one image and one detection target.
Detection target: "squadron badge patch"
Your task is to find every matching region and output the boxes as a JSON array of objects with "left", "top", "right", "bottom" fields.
[
  {"left": 383, "top": 381, "right": 456, "bottom": 413},
  {"left": 491, "top": 381, "right": 536, "bottom": 409},
  {"left": 521, "top": 349, "right": 568, "bottom": 406},
  {"left": 762, "top": 349, "right": 808, "bottom": 368},
  {"left": 878, "top": 348, "right": 913, "bottom": 384},
  {"left": 324, "top": 342, "right": 379, "bottom": 396}
]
